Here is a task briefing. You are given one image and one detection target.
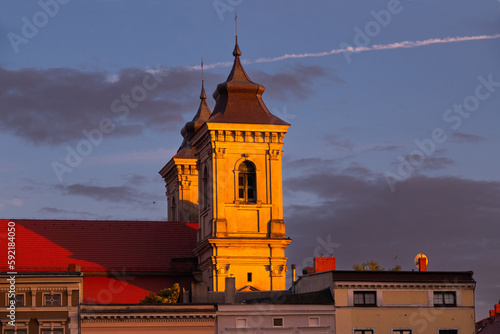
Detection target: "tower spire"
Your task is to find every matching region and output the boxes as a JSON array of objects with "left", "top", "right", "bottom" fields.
[
  {"left": 233, "top": 11, "right": 242, "bottom": 57},
  {"left": 200, "top": 58, "right": 206, "bottom": 100}
]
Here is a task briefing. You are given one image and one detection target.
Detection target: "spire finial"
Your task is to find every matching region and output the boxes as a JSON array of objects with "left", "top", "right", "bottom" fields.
[
  {"left": 232, "top": 11, "right": 242, "bottom": 57},
  {"left": 201, "top": 57, "right": 204, "bottom": 81},
  {"left": 200, "top": 57, "right": 206, "bottom": 100},
  {"left": 235, "top": 11, "right": 238, "bottom": 37}
]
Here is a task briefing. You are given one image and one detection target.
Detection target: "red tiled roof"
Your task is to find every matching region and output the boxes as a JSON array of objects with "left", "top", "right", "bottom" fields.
[
  {"left": 0, "top": 219, "right": 198, "bottom": 303},
  {"left": 0, "top": 219, "right": 198, "bottom": 272},
  {"left": 476, "top": 314, "right": 500, "bottom": 334},
  {"left": 82, "top": 276, "right": 194, "bottom": 304}
]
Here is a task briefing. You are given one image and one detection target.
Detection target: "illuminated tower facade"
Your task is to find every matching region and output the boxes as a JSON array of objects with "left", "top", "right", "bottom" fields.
[{"left": 191, "top": 39, "right": 291, "bottom": 291}]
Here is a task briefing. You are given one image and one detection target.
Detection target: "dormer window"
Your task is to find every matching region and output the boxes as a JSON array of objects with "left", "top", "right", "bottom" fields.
[{"left": 238, "top": 161, "right": 256, "bottom": 203}]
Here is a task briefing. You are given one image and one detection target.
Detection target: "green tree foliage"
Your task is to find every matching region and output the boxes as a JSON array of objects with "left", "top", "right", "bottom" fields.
[
  {"left": 140, "top": 283, "right": 180, "bottom": 304},
  {"left": 389, "top": 264, "right": 402, "bottom": 271},
  {"left": 353, "top": 260, "right": 401, "bottom": 272}
]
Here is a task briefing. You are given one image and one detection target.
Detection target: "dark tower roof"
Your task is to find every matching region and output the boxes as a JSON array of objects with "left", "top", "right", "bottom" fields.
[
  {"left": 177, "top": 80, "right": 212, "bottom": 155},
  {"left": 208, "top": 37, "right": 288, "bottom": 125}
]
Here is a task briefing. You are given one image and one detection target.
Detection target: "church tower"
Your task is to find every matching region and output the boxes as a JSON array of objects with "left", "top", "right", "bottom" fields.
[
  {"left": 191, "top": 38, "right": 291, "bottom": 291},
  {"left": 159, "top": 80, "right": 211, "bottom": 221}
]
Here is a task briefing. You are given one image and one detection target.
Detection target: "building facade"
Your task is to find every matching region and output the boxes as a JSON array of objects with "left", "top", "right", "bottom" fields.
[
  {"left": 294, "top": 270, "right": 476, "bottom": 334},
  {"left": 0, "top": 272, "right": 82, "bottom": 334},
  {"left": 80, "top": 304, "right": 216, "bottom": 334},
  {"left": 162, "top": 38, "right": 292, "bottom": 292}
]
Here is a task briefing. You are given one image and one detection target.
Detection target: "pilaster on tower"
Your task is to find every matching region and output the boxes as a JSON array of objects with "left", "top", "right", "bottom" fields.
[{"left": 192, "top": 37, "right": 291, "bottom": 292}]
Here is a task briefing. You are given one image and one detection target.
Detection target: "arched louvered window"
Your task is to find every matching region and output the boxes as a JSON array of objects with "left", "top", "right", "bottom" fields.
[{"left": 238, "top": 161, "right": 256, "bottom": 203}]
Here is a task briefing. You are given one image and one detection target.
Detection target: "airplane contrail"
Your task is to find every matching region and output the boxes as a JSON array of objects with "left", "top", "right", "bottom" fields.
[{"left": 186, "top": 34, "right": 500, "bottom": 70}]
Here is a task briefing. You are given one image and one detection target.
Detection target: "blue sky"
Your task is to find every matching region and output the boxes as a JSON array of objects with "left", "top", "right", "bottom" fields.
[{"left": 1, "top": 0, "right": 499, "bottom": 319}]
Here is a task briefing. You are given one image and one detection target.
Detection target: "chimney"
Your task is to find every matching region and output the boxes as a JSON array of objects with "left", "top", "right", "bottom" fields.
[
  {"left": 314, "top": 256, "right": 336, "bottom": 273},
  {"left": 495, "top": 304, "right": 500, "bottom": 314},
  {"left": 68, "top": 263, "right": 81, "bottom": 272},
  {"left": 191, "top": 281, "right": 208, "bottom": 303},
  {"left": 302, "top": 267, "right": 314, "bottom": 275},
  {"left": 490, "top": 309, "right": 495, "bottom": 317},
  {"left": 418, "top": 257, "right": 427, "bottom": 272},
  {"left": 291, "top": 264, "right": 296, "bottom": 282},
  {"left": 225, "top": 276, "right": 236, "bottom": 304}
]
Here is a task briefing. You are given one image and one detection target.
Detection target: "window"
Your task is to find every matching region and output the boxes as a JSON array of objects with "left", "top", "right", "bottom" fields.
[
  {"left": 41, "top": 331, "right": 63, "bottom": 334},
  {"left": 15, "top": 294, "right": 24, "bottom": 306},
  {"left": 354, "top": 330, "right": 373, "bottom": 334},
  {"left": 44, "top": 294, "right": 62, "bottom": 306},
  {"left": 6, "top": 331, "right": 27, "bottom": 334},
  {"left": 438, "top": 330, "right": 458, "bottom": 334},
  {"left": 434, "top": 291, "right": 456, "bottom": 307},
  {"left": 247, "top": 272, "right": 252, "bottom": 282},
  {"left": 353, "top": 291, "right": 377, "bottom": 306},
  {"left": 7, "top": 293, "right": 24, "bottom": 307},
  {"left": 273, "top": 318, "right": 283, "bottom": 327},
  {"left": 236, "top": 318, "right": 247, "bottom": 328},
  {"left": 238, "top": 161, "right": 256, "bottom": 203},
  {"left": 309, "top": 317, "right": 320, "bottom": 327},
  {"left": 393, "top": 330, "right": 412, "bottom": 334}
]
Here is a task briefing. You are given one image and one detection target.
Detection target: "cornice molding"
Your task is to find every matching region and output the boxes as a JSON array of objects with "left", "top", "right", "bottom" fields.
[
  {"left": 81, "top": 314, "right": 215, "bottom": 323},
  {"left": 335, "top": 283, "right": 476, "bottom": 290}
]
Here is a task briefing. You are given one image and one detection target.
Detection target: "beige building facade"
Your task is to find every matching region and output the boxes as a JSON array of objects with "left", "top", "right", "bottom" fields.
[
  {"left": 217, "top": 304, "right": 335, "bottom": 334},
  {"left": 80, "top": 304, "right": 216, "bottom": 334},
  {"left": 0, "top": 272, "right": 82, "bottom": 334},
  {"left": 294, "top": 270, "right": 476, "bottom": 334}
]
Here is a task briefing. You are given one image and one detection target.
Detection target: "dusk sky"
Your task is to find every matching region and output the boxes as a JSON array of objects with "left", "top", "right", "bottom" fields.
[{"left": 1, "top": 0, "right": 499, "bottom": 319}]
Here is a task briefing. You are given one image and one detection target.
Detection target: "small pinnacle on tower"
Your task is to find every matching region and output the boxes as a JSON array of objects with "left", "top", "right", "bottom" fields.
[{"left": 200, "top": 58, "right": 206, "bottom": 100}]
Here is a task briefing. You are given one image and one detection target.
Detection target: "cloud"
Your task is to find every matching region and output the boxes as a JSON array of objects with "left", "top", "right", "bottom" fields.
[
  {"left": 39, "top": 207, "right": 103, "bottom": 219},
  {"left": 0, "top": 65, "right": 328, "bottom": 145},
  {"left": 283, "top": 165, "right": 500, "bottom": 320},
  {"left": 389, "top": 149, "right": 455, "bottom": 172},
  {"left": 363, "top": 144, "right": 405, "bottom": 153},
  {"left": 54, "top": 183, "right": 141, "bottom": 203},
  {"left": 0, "top": 198, "right": 23, "bottom": 208},
  {"left": 82, "top": 148, "right": 176, "bottom": 166},
  {"left": 420, "top": 156, "right": 455, "bottom": 170},
  {"left": 252, "top": 65, "right": 340, "bottom": 101},
  {"left": 342, "top": 162, "right": 374, "bottom": 178},
  {"left": 324, "top": 134, "right": 355, "bottom": 152},
  {"left": 230, "top": 34, "right": 500, "bottom": 64},
  {"left": 0, "top": 66, "right": 189, "bottom": 145},
  {"left": 284, "top": 158, "right": 340, "bottom": 174},
  {"left": 121, "top": 174, "right": 152, "bottom": 186},
  {"left": 452, "top": 131, "right": 485, "bottom": 144},
  {"left": 7, "top": 198, "right": 23, "bottom": 207}
]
